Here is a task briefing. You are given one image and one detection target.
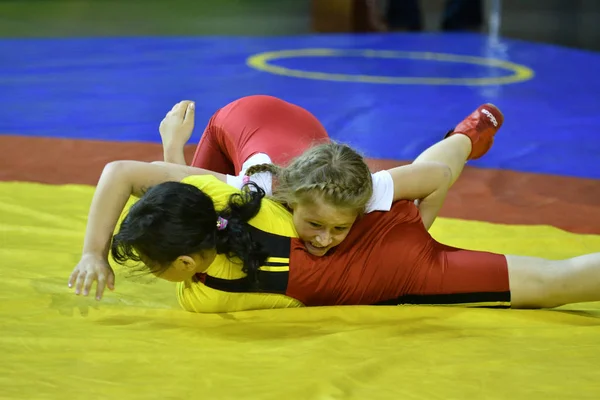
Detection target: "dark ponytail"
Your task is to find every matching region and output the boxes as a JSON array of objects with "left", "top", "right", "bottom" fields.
[
  {"left": 214, "top": 182, "right": 269, "bottom": 280},
  {"left": 111, "top": 181, "right": 268, "bottom": 280}
]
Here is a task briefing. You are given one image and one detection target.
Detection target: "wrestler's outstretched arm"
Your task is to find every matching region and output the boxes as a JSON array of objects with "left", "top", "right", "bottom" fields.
[{"left": 68, "top": 160, "right": 224, "bottom": 301}]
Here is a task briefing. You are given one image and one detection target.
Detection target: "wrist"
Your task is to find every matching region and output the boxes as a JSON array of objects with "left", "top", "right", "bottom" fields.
[{"left": 81, "top": 249, "right": 108, "bottom": 260}]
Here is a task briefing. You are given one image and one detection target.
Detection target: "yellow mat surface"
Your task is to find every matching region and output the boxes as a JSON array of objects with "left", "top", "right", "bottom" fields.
[{"left": 1, "top": 181, "right": 600, "bottom": 400}]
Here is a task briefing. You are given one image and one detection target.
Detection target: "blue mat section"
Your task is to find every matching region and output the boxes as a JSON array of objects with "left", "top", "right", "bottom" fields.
[{"left": 0, "top": 33, "right": 599, "bottom": 179}]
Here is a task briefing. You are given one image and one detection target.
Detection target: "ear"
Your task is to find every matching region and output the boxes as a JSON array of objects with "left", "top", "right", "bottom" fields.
[{"left": 174, "top": 255, "right": 197, "bottom": 272}]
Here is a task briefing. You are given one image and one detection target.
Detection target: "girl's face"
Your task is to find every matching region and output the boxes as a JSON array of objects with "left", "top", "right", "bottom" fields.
[{"left": 291, "top": 197, "right": 358, "bottom": 257}]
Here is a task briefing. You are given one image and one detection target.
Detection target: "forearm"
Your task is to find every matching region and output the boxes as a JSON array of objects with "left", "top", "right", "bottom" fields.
[
  {"left": 417, "top": 184, "right": 449, "bottom": 230},
  {"left": 81, "top": 162, "right": 135, "bottom": 258}
]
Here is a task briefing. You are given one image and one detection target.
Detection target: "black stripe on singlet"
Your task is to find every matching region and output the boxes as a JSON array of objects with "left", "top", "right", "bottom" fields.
[
  {"left": 202, "top": 270, "right": 288, "bottom": 294},
  {"left": 248, "top": 225, "right": 291, "bottom": 258},
  {"left": 198, "top": 225, "right": 291, "bottom": 294},
  {"left": 374, "top": 291, "right": 512, "bottom": 308}
]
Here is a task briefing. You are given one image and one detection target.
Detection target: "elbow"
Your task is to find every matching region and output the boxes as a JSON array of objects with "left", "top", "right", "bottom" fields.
[
  {"left": 440, "top": 164, "right": 453, "bottom": 188},
  {"left": 98, "top": 160, "right": 143, "bottom": 196},
  {"left": 101, "top": 160, "right": 140, "bottom": 184},
  {"left": 103, "top": 160, "right": 129, "bottom": 177},
  {"left": 430, "top": 162, "right": 452, "bottom": 190},
  {"left": 104, "top": 160, "right": 144, "bottom": 172}
]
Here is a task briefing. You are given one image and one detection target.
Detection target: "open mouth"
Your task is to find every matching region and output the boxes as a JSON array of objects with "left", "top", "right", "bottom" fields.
[{"left": 306, "top": 242, "right": 329, "bottom": 255}]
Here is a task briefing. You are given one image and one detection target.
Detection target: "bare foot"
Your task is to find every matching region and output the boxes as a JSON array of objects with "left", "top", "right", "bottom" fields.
[{"left": 159, "top": 100, "right": 195, "bottom": 164}]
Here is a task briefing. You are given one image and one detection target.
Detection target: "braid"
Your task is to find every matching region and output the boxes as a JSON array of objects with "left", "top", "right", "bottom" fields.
[
  {"left": 246, "top": 163, "right": 281, "bottom": 177},
  {"left": 272, "top": 142, "right": 374, "bottom": 213},
  {"left": 298, "top": 181, "right": 364, "bottom": 206}
]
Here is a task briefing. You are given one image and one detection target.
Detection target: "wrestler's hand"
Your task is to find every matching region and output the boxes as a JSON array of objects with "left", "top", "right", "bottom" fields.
[
  {"left": 68, "top": 253, "right": 115, "bottom": 300},
  {"left": 159, "top": 100, "right": 195, "bottom": 152}
]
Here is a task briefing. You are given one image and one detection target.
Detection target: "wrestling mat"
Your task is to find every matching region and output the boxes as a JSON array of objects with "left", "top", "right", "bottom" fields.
[{"left": 1, "top": 33, "right": 599, "bottom": 399}]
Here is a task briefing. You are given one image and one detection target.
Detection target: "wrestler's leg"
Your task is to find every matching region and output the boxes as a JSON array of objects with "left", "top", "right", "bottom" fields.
[
  {"left": 412, "top": 103, "right": 504, "bottom": 187},
  {"left": 506, "top": 253, "right": 600, "bottom": 309},
  {"left": 158, "top": 100, "right": 235, "bottom": 174},
  {"left": 162, "top": 121, "right": 234, "bottom": 174},
  {"left": 159, "top": 101, "right": 194, "bottom": 165},
  {"left": 206, "top": 95, "right": 330, "bottom": 173},
  {"left": 161, "top": 96, "right": 329, "bottom": 175},
  {"left": 188, "top": 122, "right": 235, "bottom": 174},
  {"left": 412, "top": 135, "right": 471, "bottom": 187},
  {"left": 401, "top": 246, "right": 600, "bottom": 309},
  {"left": 390, "top": 247, "right": 512, "bottom": 307}
]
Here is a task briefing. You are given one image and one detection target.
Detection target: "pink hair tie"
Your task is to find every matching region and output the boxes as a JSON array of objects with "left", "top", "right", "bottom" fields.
[
  {"left": 216, "top": 216, "right": 228, "bottom": 231},
  {"left": 242, "top": 176, "right": 250, "bottom": 184}
]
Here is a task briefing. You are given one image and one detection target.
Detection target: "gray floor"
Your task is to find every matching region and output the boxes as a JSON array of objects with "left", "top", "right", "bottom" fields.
[{"left": 0, "top": 0, "right": 598, "bottom": 51}]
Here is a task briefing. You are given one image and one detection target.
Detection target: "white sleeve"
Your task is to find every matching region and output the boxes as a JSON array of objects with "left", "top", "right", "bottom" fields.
[
  {"left": 225, "top": 153, "right": 274, "bottom": 195},
  {"left": 225, "top": 174, "right": 245, "bottom": 190},
  {"left": 240, "top": 153, "right": 272, "bottom": 173},
  {"left": 365, "top": 170, "right": 394, "bottom": 213}
]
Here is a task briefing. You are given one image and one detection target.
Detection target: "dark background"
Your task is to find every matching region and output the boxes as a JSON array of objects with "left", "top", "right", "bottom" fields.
[{"left": 0, "top": 0, "right": 598, "bottom": 51}]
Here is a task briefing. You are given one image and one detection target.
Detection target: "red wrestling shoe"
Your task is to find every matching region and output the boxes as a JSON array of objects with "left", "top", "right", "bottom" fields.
[{"left": 444, "top": 103, "right": 504, "bottom": 160}]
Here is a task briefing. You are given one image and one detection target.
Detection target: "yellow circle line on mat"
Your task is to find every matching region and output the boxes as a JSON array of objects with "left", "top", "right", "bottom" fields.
[{"left": 246, "top": 48, "right": 535, "bottom": 86}]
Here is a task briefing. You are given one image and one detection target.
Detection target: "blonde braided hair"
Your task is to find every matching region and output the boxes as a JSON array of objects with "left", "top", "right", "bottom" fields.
[
  {"left": 245, "top": 163, "right": 281, "bottom": 177},
  {"left": 247, "top": 142, "right": 373, "bottom": 213}
]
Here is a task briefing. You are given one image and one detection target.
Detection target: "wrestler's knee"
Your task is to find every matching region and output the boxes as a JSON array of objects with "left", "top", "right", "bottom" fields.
[{"left": 506, "top": 255, "right": 565, "bottom": 309}]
